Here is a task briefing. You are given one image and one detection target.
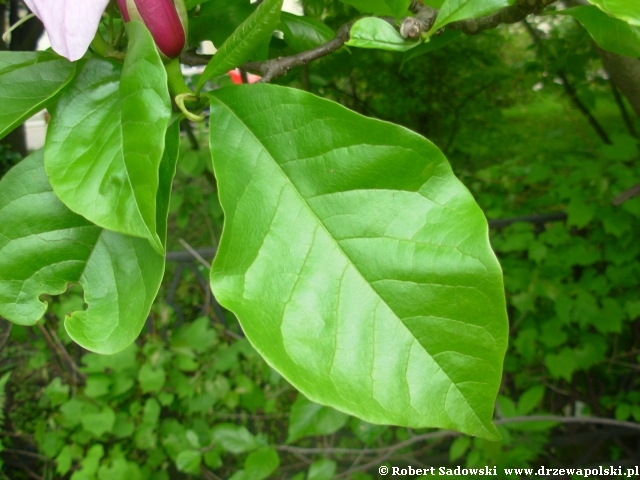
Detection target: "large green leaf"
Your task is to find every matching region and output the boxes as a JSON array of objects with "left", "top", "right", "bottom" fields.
[
  {"left": 587, "top": 0, "right": 640, "bottom": 26},
  {"left": 346, "top": 18, "right": 420, "bottom": 52},
  {"left": 0, "top": 51, "right": 76, "bottom": 141},
  {"left": 207, "top": 85, "right": 508, "bottom": 439},
  {"left": 340, "top": 0, "right": 412, "bottom": 17},
  {"left": 196, "top": 0, "right": 284, "bottom": 93},
  {"left": 280, "top": 12, "right": 335, "bottom": 53},
  {"left": 0, "top": 121, "right": 180, "bottom": 354},
  {"left": 45, "top": 22, "right": 171, "bottom": 255},
  {"left": 555, "top": 6, "right": 640, "bottom": 58},
  {"left": 431, "top": 0, "right": 513, "bottom": 33}
]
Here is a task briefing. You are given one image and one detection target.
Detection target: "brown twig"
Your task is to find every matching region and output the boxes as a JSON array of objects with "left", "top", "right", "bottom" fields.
[
  {"left": 3, "top": 448, "right": 49, "bottom": 461},
  {"left": 401, "top": 0, "right": 558, "bottom": 39},
  {"left": 450, "top": 0, "right": 557, "bottom": 35},
  {"left": 610, "top": 80, "right": 638, "bottom": 138},
  {"left": 178, "top": 238, "right": 212, "bottom": 269},
  {"left": 201, "top": 466, "right": 223, "bottom": 480},
  {"left": 36, "top": 323, "right": 75, "bottom": 384},
  {"left": 180, "top": 22, "right": 352, "bottom": 83},
  {"left": 248, "top": 22, "right": 353, "bottom": 83},
  {"left": 612, "top": 183, "right": 640, "bottom": 206},
  {"left": 48, "top": 327, "right": 85, "bottom": 381}
]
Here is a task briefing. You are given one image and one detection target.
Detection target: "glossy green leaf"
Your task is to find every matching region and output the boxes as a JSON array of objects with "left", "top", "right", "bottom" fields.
[
  {"left": 287, "top": 395, "right": 349, "bottom": 443},
  {"left": 555, "top": 6, "right": 640, "bottom": 58},
  {"left": 340, "top": 0, "right": 411, "bottom": 17},
  {"left": 45, "top": 22, "right": 172, "bottom": 254},
  {"left": 401, "top": 30, "right": 462, "bottom": 66},
  {"left": 0, "top": 51, "right": 76, "bottom": 141},
  {"left": 347, "top": 17, "right": 420, "bottom": 52},
  {"left": 587, "top": 0, "right": 640, "bottom": 26},
  {"left": 196, "top": 0, "right": 284, "bottom": 92},
  {"left": 431, "top": 0, "right": 513, "bottom": 33},
  {"left": 207, "top": 85, "right": 508, "bottom": 439},
  {"left": 0, "top": 121, "right": 180, "bottom": 353},
  {"left": 280, "top": 12, "right": 335, "bottom": 53}
]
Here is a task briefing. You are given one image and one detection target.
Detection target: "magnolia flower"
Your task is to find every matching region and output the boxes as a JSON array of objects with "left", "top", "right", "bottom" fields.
[{"left": 24, "top": 0, "right": 110, "bottom": 62}]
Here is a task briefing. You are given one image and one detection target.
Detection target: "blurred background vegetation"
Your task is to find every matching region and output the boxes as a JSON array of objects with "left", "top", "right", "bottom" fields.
[{"left": 1, "top": 0, "right": 640, "bottom": 478}]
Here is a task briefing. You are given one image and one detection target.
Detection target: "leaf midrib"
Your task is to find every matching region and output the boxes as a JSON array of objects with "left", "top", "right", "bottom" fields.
[{"left": 210, "top": 93, "right": 493, "bottom": 435}]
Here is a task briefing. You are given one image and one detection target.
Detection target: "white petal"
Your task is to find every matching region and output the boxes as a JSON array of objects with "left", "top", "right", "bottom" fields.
[{"left": 24, "top": 0, "right": 110, "bottom": 61}]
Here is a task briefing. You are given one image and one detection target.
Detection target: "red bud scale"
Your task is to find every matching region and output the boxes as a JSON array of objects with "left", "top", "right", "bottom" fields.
[{"left": 117, "top": 0, "right": 187, "bottom": 59}]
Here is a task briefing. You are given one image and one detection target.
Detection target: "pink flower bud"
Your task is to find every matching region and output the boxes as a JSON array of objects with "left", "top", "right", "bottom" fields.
[{"left": 118, "top": 0, "right": 187, "bottom": 59}]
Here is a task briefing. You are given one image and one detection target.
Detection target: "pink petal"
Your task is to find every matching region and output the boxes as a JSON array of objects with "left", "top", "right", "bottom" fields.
[{"left": 24, "top": 0, "right": 110, "bottom": 61}]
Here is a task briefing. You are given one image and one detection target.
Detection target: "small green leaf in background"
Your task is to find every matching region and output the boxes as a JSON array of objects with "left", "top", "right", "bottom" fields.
[
  {"left": 615, "top": 403, "right": 631, "bottom": 420},
  {"left": 81, "top": 407, "right": 116, "bottom": 437},
  {"left": 175, "top": 449, "right": 202, "bottom": 474},
  {"left": 340, "top": 0, "right": 412, "bottom": 17},
  {"left": 307, "top": 459, "right": 336, "bottom": 480},
  {"left": 516, "top": 385, "right": 545, "bottom": 415},
  {"left": 287, "top": 395, "right": 349, "bottom": 443},
  {"left": 44, "top": 378, "right": 69, "bottom": 407},
  {"left": 347, "top": 17, "right": 420, "bottom": 51},
  {"left": 211, "top": 423, "right": 260, "bottom": 454},
  {"left": 496, "top": 395, "right": 517, "bottom": 418},
  {"left": 138, "top": 363, "right": 166, "bottom": 393},
  {"left": 45, "top": 22, "right": 172, "bottom": 254},
  {"left": 244, "top": 447, "right": 280, "bottom": 480},
  {"left": 55, "top": 445, "right": 74, "bottom": 475},
  {"left": 303, "top": 0, "right": 325, "bottom": 17},
  {"left": 431, "top": 0, "right": 513, "bottom": 33},
  {"left": 554, "top": 6, "right": 640, "bottom": 58},
  {"left": 0, "top": 51, "right": 76, "bottom": 141},
  {"left": 208, "top": 85, "right": 508, "bottom": 439},
  {"left": 189, "top": 0, "right": 255, "bottom": 46},
  {"left": 280, "top": 12, "right": 335, "bottom": 53},
  {"left": 351, "top": 418, "right": 387, "bottom": 445},
  {"left": 449, "top": 436, "right": 471, "bottom": 461},
  {"left": 98, "top": 458, "right": 143, "bottom": 480},
  {"left": 197, "top": 0, "right": 284, "bottom": 92},
  {"left": 567, "top": 193, "right": 596, "bottom": 228},
  {"left": 587, "top": 0, "right": 640, "bottom": 26},
  {"left": 70, "top": 444, "right": 104, "bottom": 480},
  {"left": 84, "top": 374, "right": 112, "bottom": 398},
  {"left": 171, "top": 317, "right": 217, "bottom": 353}
]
